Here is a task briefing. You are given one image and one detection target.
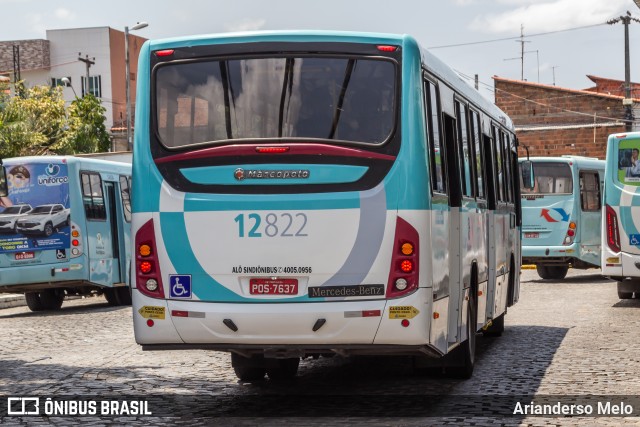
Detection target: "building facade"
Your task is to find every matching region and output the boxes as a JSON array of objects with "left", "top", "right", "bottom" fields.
[
  {"left": 494, "top": 76, "right": 639, "bottom": 159},
  {"left": 0, "top": 27, "right": 147, "bottom": 151}
]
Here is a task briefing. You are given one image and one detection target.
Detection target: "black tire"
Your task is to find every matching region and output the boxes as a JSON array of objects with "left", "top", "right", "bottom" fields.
[
  {"left": 536, "top": 265, "right": 569, "bottom": 280},
  {"left": 231, "top": 353, "right": 266, "bottom": 381},
  {"left": 116, "top": 287, "right": 132, "bottom": 306},
  {"left": 617, "top": 282, "right": 633, "bottom": 299},
  {"left": 43, "top": 222, "right": 54, "bottom": 237},
  {"left": 39, "top": 289, "right": 64, "bottom": 310},
  {"left": 25, "top": 292, "right": 44, "bottom": 312},
  {"left": 266, "top": 358, "right": 300, "bottom": 381},
  {"left": 445, "top": 297, "right": 476, "bottom": 379},
  {"left": 482, "top": 313, "right": 505, "bottom": 337},
  {"left": 104, "top": 288, "right": 120, "bottom": 306}
]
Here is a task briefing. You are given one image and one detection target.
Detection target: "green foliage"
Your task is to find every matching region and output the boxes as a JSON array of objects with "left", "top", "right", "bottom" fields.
[
  {"left": 54, "top": 94, "right": 110, "bottom": 154},
  {"left": 0, "top": 82, "right": 111, "bottom": 158}
]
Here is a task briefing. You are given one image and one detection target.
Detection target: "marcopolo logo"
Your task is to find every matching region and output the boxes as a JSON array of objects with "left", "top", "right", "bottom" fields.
[
  {"left": 38, "top": 163, "right": 68, "bottom": 186},
  {"left": 234, "top": 168, "right": 310, "bottom": 181}
]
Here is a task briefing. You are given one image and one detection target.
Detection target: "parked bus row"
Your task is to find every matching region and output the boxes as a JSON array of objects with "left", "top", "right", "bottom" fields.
[
  {"left": 519, "top": 132, "right": 640, "bottom": 301},
  {"left": 129, "top": 31, "right": 521, "bottom": 381}
]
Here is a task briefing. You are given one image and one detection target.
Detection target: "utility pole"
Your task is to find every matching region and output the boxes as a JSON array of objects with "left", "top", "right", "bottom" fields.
[
  {"left": 608, "top": 11, "right": 640, "bottom": 131},
  {"left": 77, "top": 53, "right": 95, "bottom": 97},
  {"left": 551, "top": 66, "right": 559, "bottom": 86},
  {"left": 12, "top": 45, "right": 20, "bottom": 83}
]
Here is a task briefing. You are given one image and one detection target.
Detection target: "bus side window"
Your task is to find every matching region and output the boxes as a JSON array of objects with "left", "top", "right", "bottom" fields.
[
  {"left": 580, "top": 171, "right": 601, "bottom": 211},
  {"left": 120, "top": 175, "right": 132, "bottom": 223},
  {"left": 455, "top": 100, "right": 473, "bottom": 198},
  {"left": 81, "top": 172, "right": 106, "bottom": 221},
  {"left": 470, "top": 110, "right": 484, "bottom": 200},
  {"left": 424, "top": 79, "right": 446, "bottom": 194},
  {"left": 492, "top": 126, "right": 505, "bottom": 202}
]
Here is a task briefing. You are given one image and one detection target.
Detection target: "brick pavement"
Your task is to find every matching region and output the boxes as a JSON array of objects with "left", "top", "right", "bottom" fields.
[{"left": 0, "top": 269, "right": 639, "bottom": 425}]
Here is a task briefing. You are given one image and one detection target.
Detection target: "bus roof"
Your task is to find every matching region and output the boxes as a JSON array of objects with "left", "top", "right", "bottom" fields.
[{"left": 3, "top": 155, "right": 131, "bottom": 171}]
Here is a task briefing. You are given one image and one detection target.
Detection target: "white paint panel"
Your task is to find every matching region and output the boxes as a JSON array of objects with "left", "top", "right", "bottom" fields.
[{"left": 430, "top": 296, "right": 448, "bottom": 354}]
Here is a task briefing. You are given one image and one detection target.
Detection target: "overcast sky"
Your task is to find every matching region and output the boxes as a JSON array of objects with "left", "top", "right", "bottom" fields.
[{"left": 1, "top": 0, "right": 639, "bottom": 99}]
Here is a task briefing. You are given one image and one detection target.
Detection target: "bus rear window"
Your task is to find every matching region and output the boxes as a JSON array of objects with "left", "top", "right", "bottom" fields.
[
  {"left": 520, "top": 162, "right": 573, "bottom": 194},
  {"left": 154, "top": 56, "right": 396, "bottom": 147}
]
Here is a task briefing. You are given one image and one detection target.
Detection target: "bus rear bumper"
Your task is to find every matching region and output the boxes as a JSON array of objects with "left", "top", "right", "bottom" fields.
[
  {"left": 0, "top": 262, "right": 85, "bottom": 293},
  {"left": 132, "top": 287, "right": 435, "bottom": 353},
  {"left": 522, "top": 244, "right": 587, "bottom": 266}
]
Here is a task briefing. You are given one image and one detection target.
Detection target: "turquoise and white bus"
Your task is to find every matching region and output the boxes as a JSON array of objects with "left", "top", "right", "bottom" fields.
[
  {"left": 0, "top": 156, "right": 132, "bottom": 311},
  {"left": 520, "top": 156, "right": 605, "bottom": 280},
  {"left": 601, "top": 132, "right": 640, "bottom": 299},
  {"left": 131, "top": 31, "right": 521, "bottom": 380}
]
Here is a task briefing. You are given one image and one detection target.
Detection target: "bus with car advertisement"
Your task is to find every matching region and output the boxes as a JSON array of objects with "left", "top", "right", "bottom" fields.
[
  {"left": 0, "top": 156, "right": 132, "bottom": 311},
  {"left": 131, "top": 31, "right": 521, "bottom": 380}
]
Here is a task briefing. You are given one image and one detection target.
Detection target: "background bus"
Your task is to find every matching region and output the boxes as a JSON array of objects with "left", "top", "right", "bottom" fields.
[
  {"left": 520, "top": 156, "right": 605, "bottom": 280},
  {"left": 131, "top": 31, "right": 521, "bottom": 380},
  {"left": 602, "top": 132, "right": 640, "bottom": 299},
  {"left": 0, "top": 156, "right": 132, "bottom": 311}
]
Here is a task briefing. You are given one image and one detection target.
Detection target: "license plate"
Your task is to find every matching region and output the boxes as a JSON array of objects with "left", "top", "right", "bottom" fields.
[
  {"left": 14, "top": 251, "right": 35, "bottom": 260},
  {"left": 249, "top": 278, "right": 298, "bottom": 295},
  {"left": 524, "top": 232, "right": 539, "bottom": 238}
]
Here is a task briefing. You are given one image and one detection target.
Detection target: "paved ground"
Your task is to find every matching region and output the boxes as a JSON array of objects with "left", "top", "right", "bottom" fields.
[{"left": 1, "top": 269, "right": 639, "bottom": 426}]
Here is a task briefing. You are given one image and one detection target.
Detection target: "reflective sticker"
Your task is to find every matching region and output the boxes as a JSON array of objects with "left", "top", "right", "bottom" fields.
[
  {"left": 389, "top": 306, "right": 420, "bottom": 319},
  {"left": 138, "top": 306, "right": 166, "bottom": 319}
]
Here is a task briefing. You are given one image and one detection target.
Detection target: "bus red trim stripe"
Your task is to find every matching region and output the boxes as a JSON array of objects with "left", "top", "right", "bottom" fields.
[{"left": 154, "top": 143, "right": 396, "bottom": 164}]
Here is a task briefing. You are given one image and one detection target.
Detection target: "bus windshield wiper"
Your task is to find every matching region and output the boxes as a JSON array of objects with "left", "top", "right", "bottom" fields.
[{"left": 329, "top": 59, "right": 355, "bottom": 139}]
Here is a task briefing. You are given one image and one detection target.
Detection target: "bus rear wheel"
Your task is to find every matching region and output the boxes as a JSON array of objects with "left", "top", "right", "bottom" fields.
[
  {"left": 266, "top": 358, "right": 300, "bottom": 381},
  {"left": 104, "top": 288, "right": 119, "bottom": 306},
  {"left": 39, "top": 289, "right": 64, "bottom": 310},
  {"left": 444, "top": 296, "right": 476, "bottom": 379},
  {"left": 25, "top": 292, "right": 44, "bottom": 312},
  {"left": 536, "top": 265, "right": 568, "bottom": 280},
  {"left": 617, "top": 282, "right": 634, "bottom": 299},
  {"left": 231, "top": 353, "right": 266, "bottom": 382}
]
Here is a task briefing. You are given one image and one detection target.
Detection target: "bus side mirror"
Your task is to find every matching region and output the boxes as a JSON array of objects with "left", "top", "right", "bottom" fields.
[
  {"left": 521, "top": 160, "right": 534, "bottom": 190},
  {"left": 0, "top": 166, "right": 8, "bottom": 197}
]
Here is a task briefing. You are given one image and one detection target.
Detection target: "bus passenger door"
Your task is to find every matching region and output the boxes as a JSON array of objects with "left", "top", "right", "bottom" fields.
[
  {"left": 104, "top": 182, "right": 124, "bottom": 284},
  {"left": 578, "top": 170, "right": 602, "bottom": 266}
]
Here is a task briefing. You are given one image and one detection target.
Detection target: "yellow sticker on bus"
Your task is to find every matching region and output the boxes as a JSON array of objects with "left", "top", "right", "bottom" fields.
[
  {"left": 389, "top": 306, "right": 419, "bottom": 319},
  {"left": 138, "top": 306, "right": 166, "bottom": 320}
]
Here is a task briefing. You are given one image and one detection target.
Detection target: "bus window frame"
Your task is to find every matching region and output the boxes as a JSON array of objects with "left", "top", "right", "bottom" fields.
[
  {"left": 80, "top": 171, "right": 107, "bottom": 222},
  {"left": 423, "top": 75, "right": 447, "bottom": 196}
]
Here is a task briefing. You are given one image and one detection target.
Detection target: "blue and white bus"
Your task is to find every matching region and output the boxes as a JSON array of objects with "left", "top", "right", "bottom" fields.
[
  {"left": 131, "top": 31, "right": 521, "bottom": 380},
  {"left": 601, "top": 132, "right": 640, "bottom": 299},
  {"left": 0, "top": 156, "right": 132, "bottom": 310},
  {"left": 520, "top": 156, "right": 605, "bottom": 280}
]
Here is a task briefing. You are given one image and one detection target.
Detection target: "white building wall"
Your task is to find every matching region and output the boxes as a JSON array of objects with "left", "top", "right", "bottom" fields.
[{"left": 46, "top": 28, "right": 115, "bottom": 128}]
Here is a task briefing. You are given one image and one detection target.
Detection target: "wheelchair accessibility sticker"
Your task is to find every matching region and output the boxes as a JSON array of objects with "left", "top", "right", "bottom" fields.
[
  {"left": 169, "top": 275, "right": 192, "bottom": 299},
  {"left": 630, "top": 234, "right": 640, "bottom": 246}
]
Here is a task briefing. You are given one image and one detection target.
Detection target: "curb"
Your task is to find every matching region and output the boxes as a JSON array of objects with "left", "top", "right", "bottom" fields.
[{"left": 0, "top": 294, "right": 26, "bottom": 309}]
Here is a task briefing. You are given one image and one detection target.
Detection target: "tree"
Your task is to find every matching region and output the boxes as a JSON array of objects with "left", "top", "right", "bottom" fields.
[
  {"left": 53, "top": 94, "right": 110, "bottom": 154},
  {"left": 0, "top": 83, "right": 66, "bottom": 157},
  {"left": 0, "top": 83, "right": 111, "bottom": 157}
]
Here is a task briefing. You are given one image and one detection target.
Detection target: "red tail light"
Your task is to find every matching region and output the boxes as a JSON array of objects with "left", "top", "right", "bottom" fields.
[
  {"left": 255, "top": 146, "right": 290, "bottom": 153},
  {"left": 386, "top": 217, "right": 419, "bottom": 298},
  {"left": 155, "top": 49, "right": 174, "bottom": 57},
  {"left": 135, "top": 219, "right": 165, "bottom": 299},
  {"left": 606, "top": 204, "right": 621, "bottom": 253}
]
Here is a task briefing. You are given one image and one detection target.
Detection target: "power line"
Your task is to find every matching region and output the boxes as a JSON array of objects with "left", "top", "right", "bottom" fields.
[{"left": 428, "top": 22, "right": 607, "bottom": 49}]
